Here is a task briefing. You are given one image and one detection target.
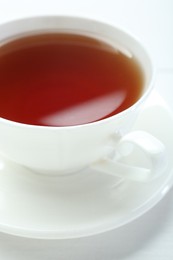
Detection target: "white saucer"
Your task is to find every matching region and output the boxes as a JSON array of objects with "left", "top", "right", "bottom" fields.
[{"left": 0, "top": 91, "right": 173, "bottom": 239}]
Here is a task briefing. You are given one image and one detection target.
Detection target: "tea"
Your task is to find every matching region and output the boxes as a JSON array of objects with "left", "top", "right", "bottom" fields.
[{"left": 0, "top": 33, "right": 144, "bottom": 126}]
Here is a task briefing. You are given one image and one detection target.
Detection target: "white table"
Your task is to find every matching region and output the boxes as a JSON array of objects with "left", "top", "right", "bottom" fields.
[{"left": 0, "top": 0, "right": 173, "bottom": 259}]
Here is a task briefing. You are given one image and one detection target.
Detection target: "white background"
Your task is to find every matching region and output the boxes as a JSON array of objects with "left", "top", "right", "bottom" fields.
[{"left": 0, "top": 0, "right": 173, "bottom": 259}]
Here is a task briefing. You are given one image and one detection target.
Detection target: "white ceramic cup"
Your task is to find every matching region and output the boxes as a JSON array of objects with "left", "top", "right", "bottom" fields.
[{"left": 0, "top": 16, "right": 167, "bottom": 181}]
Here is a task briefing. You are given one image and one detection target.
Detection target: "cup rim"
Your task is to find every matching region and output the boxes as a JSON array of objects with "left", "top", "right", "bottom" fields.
[{"left": 0, "top": 15, "right": 155, "bottom": 130}]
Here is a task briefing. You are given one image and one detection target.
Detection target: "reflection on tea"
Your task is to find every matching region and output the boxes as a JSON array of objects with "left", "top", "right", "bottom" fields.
[{"left": 0, "top": 33, "right": 144, "bottom": 126}]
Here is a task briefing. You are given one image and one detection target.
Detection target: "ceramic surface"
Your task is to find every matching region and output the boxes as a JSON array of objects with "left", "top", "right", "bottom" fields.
[{"left": 0, "top": 91, "right": 172, "bottom": 239}]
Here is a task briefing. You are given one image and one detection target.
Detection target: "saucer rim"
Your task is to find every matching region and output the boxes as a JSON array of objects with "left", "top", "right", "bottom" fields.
[{"left": 0, "top": 169, "right": 172, "bottom": 239}]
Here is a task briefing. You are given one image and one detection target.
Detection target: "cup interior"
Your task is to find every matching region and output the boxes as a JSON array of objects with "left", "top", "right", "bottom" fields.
[
  {"left": 0, "top": 15, "right": 153, "bottom": 89},
  {"left": 0, "top": 16, "right": 154, "bottom": 127}
]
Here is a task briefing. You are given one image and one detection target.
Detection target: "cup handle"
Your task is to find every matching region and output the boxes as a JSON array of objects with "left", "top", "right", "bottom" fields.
[{"left": 91, "top": 131, "right": 168, "bottom": 182}]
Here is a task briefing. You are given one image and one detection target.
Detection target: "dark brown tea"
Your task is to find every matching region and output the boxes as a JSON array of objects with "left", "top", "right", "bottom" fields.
[{"left": 0, "top": 33, "right": 144, "bottom": 126}]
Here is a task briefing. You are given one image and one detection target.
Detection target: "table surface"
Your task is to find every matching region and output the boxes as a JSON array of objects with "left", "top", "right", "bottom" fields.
[{"left": 0, "top": 0, "right": 173, "bottom": 259}]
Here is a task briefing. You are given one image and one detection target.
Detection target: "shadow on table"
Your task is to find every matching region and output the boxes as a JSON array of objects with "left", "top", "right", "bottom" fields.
[{"left": 0, "top": 188, "right": 173, "bottom": 260}]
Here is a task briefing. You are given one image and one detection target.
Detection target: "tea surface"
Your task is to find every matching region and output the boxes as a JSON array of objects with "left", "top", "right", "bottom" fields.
[{"left": 0, "top": 33, "right": 144, "bottom": 126}]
